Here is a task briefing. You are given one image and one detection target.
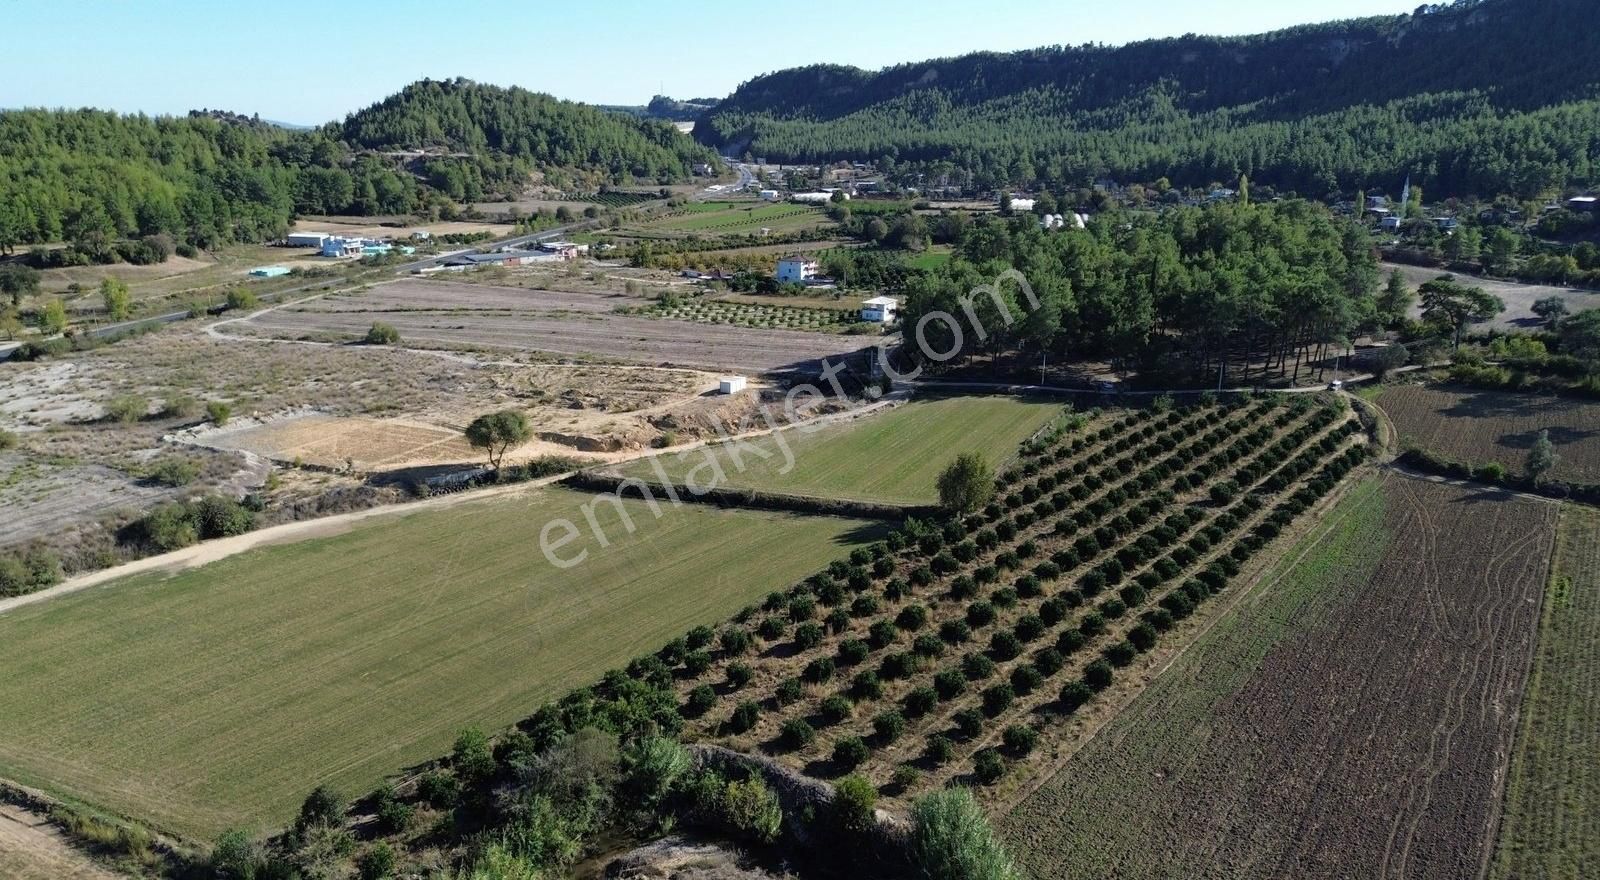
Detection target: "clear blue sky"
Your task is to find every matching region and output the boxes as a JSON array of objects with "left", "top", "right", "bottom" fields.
[{"left": 4, "top": 0, "right": 1421, "bottom": 124}]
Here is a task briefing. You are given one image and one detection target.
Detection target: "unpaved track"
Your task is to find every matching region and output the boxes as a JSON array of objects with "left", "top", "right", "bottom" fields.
[
  {"left": 0, "top": 802, "right": 121, "bottom": 880},
  {"left": 0, "top": 393, "right": 905, "bottom": 617}
]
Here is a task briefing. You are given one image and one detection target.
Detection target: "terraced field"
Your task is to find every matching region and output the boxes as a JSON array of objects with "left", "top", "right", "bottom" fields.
[
  {"left": 1491, "top": 504, "right": 1600, "bottom": 878},
  {"left": 1000, "top": 472, "right": 1555, "bottom": 880},
  {"left": 0, "top": 488, "right": 881, "bottom": 838},
  {"left": 637, "top": 396, "right": 1367, "bottom": 807},
  {"left": 619, "top": 396, "right": 1065, "bottom": 505}
]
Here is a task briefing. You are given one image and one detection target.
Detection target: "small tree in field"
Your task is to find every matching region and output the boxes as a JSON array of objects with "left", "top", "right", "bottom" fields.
[
  {"left": 465, "top": 410, "right": 531, "bottom": 472},
  {"left": 100, "top": 277, "right": 132, "bottom": 321},
  {"left": 938, "top": 453, "right": 996, "bottom": 514},
  {"left": 1531, "top": 296, "right": 1569, "bottom": 329},
  {"left": 364, "top": 321, "right": 400, "bottom": 345},
  {"left": 41, "top": 298, "right": 68, "bottom": 335},
  {"left": 1527, "top": 430, "right": 1558, "bottom": 485}
]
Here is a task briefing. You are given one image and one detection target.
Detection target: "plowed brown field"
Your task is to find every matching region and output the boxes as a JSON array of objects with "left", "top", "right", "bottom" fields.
[
  {"left": 1000, "top": 473, "right": 1556, "bottom": 880},
  {"left": 1378, "top": 385, "right": 1600, "bottom": 482}
]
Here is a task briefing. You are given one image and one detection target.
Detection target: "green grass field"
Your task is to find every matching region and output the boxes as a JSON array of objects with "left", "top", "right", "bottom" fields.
[
  {"left": 905, "top": 246, "right": 954, "bottom": 271},
  {"left": 639, "top": 201, "right": 830, "bottom": 235},
  {"left": 619, "top": 395, "right": 1063, "bottom": 505},
  {"left": 0, "top": 488, "right": 880, "bottom": 839},
  {"left": 1491, "top": 504, "right": 1600, "bottom": 878}
]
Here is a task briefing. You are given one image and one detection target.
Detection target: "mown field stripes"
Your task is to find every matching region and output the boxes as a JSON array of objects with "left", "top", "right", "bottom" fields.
[{"left": 0, "top": 487, "right": 881, "bottom": 839}]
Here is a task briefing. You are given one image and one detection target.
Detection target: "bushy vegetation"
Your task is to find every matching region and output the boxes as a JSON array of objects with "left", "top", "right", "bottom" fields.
[
  {"left": 128, "top": 495, "right": 255, "bottom": 552},
  {"left": 0, "top": 545, "right": 62, "bottom": 598}
]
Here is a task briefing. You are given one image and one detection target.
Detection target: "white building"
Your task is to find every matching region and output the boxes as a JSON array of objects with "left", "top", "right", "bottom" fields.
[
  {"left": 286, "top": 232, "right": 329, "bottom": 249},
  {"left": 719, "top": 376, "right": 748, "bottom": 395},
  {"left": 861, "top": 296, "right": 898, "bottom": 323},
  {"left": 776, "top": 257, "right": 819, "bottom": 284},
  {"left": 321, "top": 237, "right": 366, "bottom": 258},
  {"left": 1040, "top": 213, "right": 1089, "bottom": 231},
  {"left": 791, "top": 192, "right": 839, "bottom": 204},
  {"left": 1006, "top": 197, "right": 1036, "bottom": 213},
  {"left": 759, "top": 189, "right": 781, "bottom": 201}
]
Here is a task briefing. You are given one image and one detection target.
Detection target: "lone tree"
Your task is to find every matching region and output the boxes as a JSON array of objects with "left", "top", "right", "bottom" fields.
[
  {"left": 41, "top": 298, "right": 68, "bottom": 335},
  {"left": 0, "top": 263, "right": 40, "bottom": 307},
  {"left": 1375, "top": 270, "right": 1414, "bottom": 330},
  {"left": 1531, "top": 296, "right": 1569, "bottom": 329},
  {"left": 465, "top": 410, "right": 531, "bottom": 473},
  {"left": 364, "top": 321, "right": 400, "bottom": 345},
  {"left": 1371, "top": 343, "right": 1409, "bottom": 380},
  {"left": 937, "top": 452, "right": 996, "bottom": 514},
  {"left": 100, "top": 277, "right": 132, "bottom": 321},
  {"left": 1418, "top": 276, "right": 1504, "bottom": 348},
  {"left": 1527, "top": 430, "right": 1558, "bottom": 485}
]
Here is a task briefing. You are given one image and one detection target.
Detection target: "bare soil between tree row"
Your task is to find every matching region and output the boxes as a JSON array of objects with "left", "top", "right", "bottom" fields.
[{"left": 1001, "top": 473, "right": 1555, "bottom": 879}]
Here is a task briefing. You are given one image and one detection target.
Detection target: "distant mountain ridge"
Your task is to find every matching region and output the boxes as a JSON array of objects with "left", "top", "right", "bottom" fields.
[{"left": 696, "top": 0, "right": 1600, "bottom": 197}]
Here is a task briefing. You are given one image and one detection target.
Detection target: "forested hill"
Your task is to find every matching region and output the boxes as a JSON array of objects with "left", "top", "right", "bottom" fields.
[
  {"left": 698, "top": 0, "right": 1600, "bottom": 197},
  {"left": 337, "top": 79, "right": 716, "bottom": 179},
  {"left": 0, "top": 79, "right": 715, "bottom": 252}
]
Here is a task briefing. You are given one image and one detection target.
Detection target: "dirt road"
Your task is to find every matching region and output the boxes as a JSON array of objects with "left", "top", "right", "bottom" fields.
[
  {"left": 0, "top": 392, "right": 905, "bottom": 617},
  {"left": 0, "top": 802, "right": 121, "bottom": 880}
]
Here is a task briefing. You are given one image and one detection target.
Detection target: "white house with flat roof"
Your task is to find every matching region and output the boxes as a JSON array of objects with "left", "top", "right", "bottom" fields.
[
  {"left": 861, "top": 296, "right": 898, "bottom": 323},
  {"left": 776, "top": 257, "right": 819, "bottom": 284}
]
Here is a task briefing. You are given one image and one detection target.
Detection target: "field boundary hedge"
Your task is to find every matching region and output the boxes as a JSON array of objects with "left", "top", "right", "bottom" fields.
[
  {"left": 1396, "top": 447, "right": 1600, "bottom": 505},
  {"left": 564, "top": 470, "right": 928, "bottom": 521}
]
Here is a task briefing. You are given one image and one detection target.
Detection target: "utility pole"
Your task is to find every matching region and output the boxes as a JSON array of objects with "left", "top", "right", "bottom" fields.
[{"left": 1040, "top": 351, "right": 1047, "bottom": 387}]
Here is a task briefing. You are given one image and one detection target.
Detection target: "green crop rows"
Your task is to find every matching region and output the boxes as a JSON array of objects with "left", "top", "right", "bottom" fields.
[
  {"left": 642, "top": 395, "right": 1368, "bottom": 796},
  {"left": 648, "top": 299, "right": 857, "bottom": 331}
]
